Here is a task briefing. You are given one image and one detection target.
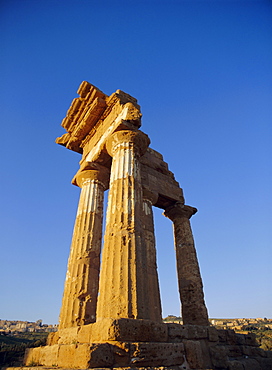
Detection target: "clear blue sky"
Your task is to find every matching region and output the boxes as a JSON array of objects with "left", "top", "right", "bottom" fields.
[{"left": 1, "top": 0, "right": 271, "bottom": 324}]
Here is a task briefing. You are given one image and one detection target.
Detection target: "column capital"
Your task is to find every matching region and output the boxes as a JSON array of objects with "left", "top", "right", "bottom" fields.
[
  {"left": 164, "top": 202, "right": 197, "bottom": 222},
  {"left": 75, "top": 167, "right": 109, "bottom": 189},
  {"left": 106, "top": 129, "right": 150, "bottom": 157}
]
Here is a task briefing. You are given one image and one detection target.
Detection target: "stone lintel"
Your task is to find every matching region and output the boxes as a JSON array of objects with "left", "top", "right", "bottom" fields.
[
  {"left": 140, "top": 148, "right": 184, "bottom": 209},
  {"left": 140, "top": 148, "right": 172, "bottom": 177},
  {"left": 141, "top": 168, "right": 184, "bottom": 209},
  {"left": 142, "top": 186, "right": 158, "bottom": 205}
]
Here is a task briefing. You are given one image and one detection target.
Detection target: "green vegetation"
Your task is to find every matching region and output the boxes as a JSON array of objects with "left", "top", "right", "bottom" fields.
[
  {"left": 256, "top": 329, "right": 272, "bottom": 351},
  {"left": 231, "top": 322, "right": 272, "bottom": 351},
  {"left": 240, "top": 327, "right": 272, "bottom": 351},
  {"left": 0, "top": 332, "right": 48, "bottom": 366}
]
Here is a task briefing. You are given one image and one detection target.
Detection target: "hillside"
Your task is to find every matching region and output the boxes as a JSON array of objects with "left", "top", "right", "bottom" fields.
[{"left": 0, "top": 332, "right": 48, "bottom": 366}]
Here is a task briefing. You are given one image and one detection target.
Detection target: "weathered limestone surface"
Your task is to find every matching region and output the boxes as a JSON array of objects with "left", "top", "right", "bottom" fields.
[
  {"left": 56, "top": 82, "right": 107, "bottom": 153},
  {"left": 24, "top": 323, "right": 272, "bottom": 369},
  {"left": 96, "top": 130, "right": 151, "bottom": 321},
  {"left": 140, "top": 148, "right": 184, "bottom": 209},
  {"left": 22, "top": 81, "right": 272, "bottom": 370},
  {"left": 164, "top": 202, "right": 209, "bottom": 326},
  {"left": 59, "top": 166, "right": 109, "bottom": 329},
  {"left": 142, "top": 187, "right": 162, "bottom": 322}
]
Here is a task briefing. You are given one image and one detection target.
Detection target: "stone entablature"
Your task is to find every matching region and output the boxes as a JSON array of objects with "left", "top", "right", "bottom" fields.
[{"left": 57, "top": 81, "right": 184, "bottom": 209}]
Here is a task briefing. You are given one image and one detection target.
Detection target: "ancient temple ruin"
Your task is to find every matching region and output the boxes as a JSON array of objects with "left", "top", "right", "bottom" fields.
[{"left": 24, "top": 82, "right": 272, "bottom": 369}]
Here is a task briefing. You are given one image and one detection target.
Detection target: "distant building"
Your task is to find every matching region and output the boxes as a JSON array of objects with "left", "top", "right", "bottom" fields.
[{"left": 0, "top": 319, "right": 58, "bottom": 334}]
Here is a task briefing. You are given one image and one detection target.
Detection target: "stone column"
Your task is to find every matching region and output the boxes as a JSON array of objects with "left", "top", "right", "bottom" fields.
[
  {"left": 96, "top": 130, "right": 151, "bottom": 321},
  {"left": 142, "top": 188, "right": 162, "bottom": 322},
  {"left": 59, "top": 167, "right": 109, "bottom": 329},
  {"left": 164, "top": 203, "right": 209, "bottom": 326}
]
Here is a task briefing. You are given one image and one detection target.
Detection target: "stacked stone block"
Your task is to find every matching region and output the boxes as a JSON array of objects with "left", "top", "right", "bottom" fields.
[{"left": 25, "top": 321, "right": 272, "bottom": 369}]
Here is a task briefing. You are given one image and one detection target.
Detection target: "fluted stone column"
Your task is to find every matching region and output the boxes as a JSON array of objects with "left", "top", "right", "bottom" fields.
[
  {"left": 59, "top": 168, "right": 109, "bottom": 329},
  {"left": 164, "top": 203, "right": 209, "bottom": 326},
  {"left": 142, "top": 188, "right": 162, "bottom": 322},
  {"left": 96, "top": 130, "right": 151, "bottom": 321}
]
